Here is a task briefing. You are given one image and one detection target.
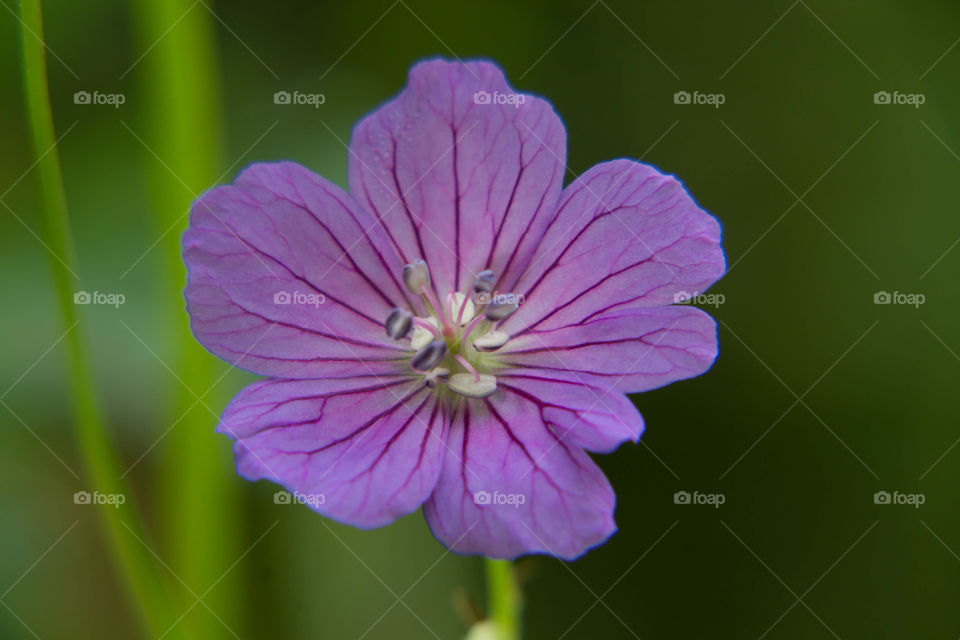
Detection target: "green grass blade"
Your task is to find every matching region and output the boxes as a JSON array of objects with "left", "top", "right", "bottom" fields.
[
  {"left": 18, "top": 1, "right": 189, "bottom": 637},
  {"left": 129, "top": 1, "right": 240, "bottom": 637}
]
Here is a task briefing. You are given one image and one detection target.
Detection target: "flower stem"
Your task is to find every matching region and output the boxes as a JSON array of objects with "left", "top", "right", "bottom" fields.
[
  {"left": 485, "top": 558, "right": 522, "bottom": 640},
  {"left": 17, "top": 1, "right": 186, "bottom": 637}
]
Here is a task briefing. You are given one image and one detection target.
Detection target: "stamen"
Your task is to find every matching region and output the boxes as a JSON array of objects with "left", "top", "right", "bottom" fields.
[
  {"left": 484, "top": 297, "right": 518, "bottom": 321},
  {"left": 402, "top": 260, "right": 446, "bottom": 326},
  {"left": 461, "top": 314, "right": 488, "bottom": 343},
  {"left": 424, "top": 367, "right": 449, "bottom": 388},
  {"left": 448, "top": 373, "right": 497, "bottom": 398},
  {"left": 473, "top": 331, "right": 509, "bottom": 352},
  {"left": 399, "top": 263, "right": 506, "bottom": 398},
  {"left": 449, "top": 292, "right": 475, "bottom": 326},
  {"left": 454, "top": 354, "right": 480, "bottom": 382},
  {"left": 402, "top": 260, "right": 430, "bottom": 294},
  {"left": 422, "top": 287, "right": 446, "bottom": 327},
  {"left": 445, "top": 292, "right": 455, "bottom": 321},
  {"left": 384, "top": 307, "right": 413, "bottom": 339},
  {"left": 472, "top": 269, "right": 496, "bottom": 294},
  {"left": 411, "top": 340, "right": 447, "bottom": 371},
  {"left": 412, "top": 316, "right": 440, "bottom": 336},
  {"left": 410, "top": 316, "right": 440, "bottom": 350}
]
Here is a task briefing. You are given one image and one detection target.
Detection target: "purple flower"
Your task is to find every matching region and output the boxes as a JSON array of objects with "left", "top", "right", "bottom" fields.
[{"left": 183, "top": 59, "right": 725, "bottom": 559}]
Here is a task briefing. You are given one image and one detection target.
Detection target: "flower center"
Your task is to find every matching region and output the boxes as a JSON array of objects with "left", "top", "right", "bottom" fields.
[{"left": 384, "top": 260, "right": 519, "bottom": 399}]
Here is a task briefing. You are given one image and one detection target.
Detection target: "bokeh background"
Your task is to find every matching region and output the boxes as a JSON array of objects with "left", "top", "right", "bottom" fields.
[{"left": 3, "top": 0, "right": 960, "bottom": 638}]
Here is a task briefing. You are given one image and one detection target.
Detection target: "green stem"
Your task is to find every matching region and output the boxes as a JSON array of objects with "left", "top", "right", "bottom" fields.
[
  {"left": 18, "top": 1, "right": 186, "bottom": 638},
  {"left": 485, "top": 558, "right": 522, "bottom": 640},
  {"left": 130, "top": 1, "right": 238, "bottom": 637}
]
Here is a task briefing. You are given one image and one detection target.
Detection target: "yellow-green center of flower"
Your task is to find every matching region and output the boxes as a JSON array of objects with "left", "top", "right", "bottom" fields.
[{"left": 384, "top": 260, "right": 520, "bottom": 398}]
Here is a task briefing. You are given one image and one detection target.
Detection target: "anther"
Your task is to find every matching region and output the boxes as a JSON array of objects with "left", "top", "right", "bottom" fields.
[
  {"left": 484, "top": 297, "right": 518, "bottom": 321},
  {"left": 473, "top": 331, "right": 509, "bottom": 352},
  {"left": 425, "top": 367, "right": 449, "bottom": 388},
  {"left": 448, "top": 373, "right": 497, "bottom": 398},
  {"left": 384, "top": 307, "right": 413, "bottom": 339},
  {"left": 412, "top": 340, "right": 447, "bottom": 371},
  {"left": 472, "top": 269, "right": 496, "bottom": 293},
  {"left": 402, "top": 259, "right": 430, "bottom": 294}
]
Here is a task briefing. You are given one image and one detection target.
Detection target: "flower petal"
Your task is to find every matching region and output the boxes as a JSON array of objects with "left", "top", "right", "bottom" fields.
[
  {"left": 500, "top": 306, "right": 718, "bottom": 394},
  {"left": 184, "top": 162, "right": 412, "bottom": 379},
  {"left": 423, "top": 388, "right": 616, "bottom": 559},
  {"left": 500, "top": 159, "right": 725, "bottom": 335},
  {"left": 348, "top": 59, "right": 566, "bottom": 296},
  {"left": 498, "top": 369, "right": 644, "bottom": 453},
  {"left": 220, "top": 376, "right": 448, "bottom": 528}
]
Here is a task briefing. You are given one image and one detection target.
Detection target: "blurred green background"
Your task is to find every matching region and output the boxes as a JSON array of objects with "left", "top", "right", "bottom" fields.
[{"left": 3, "top": 0, "right": 960, "bottom": 637}]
